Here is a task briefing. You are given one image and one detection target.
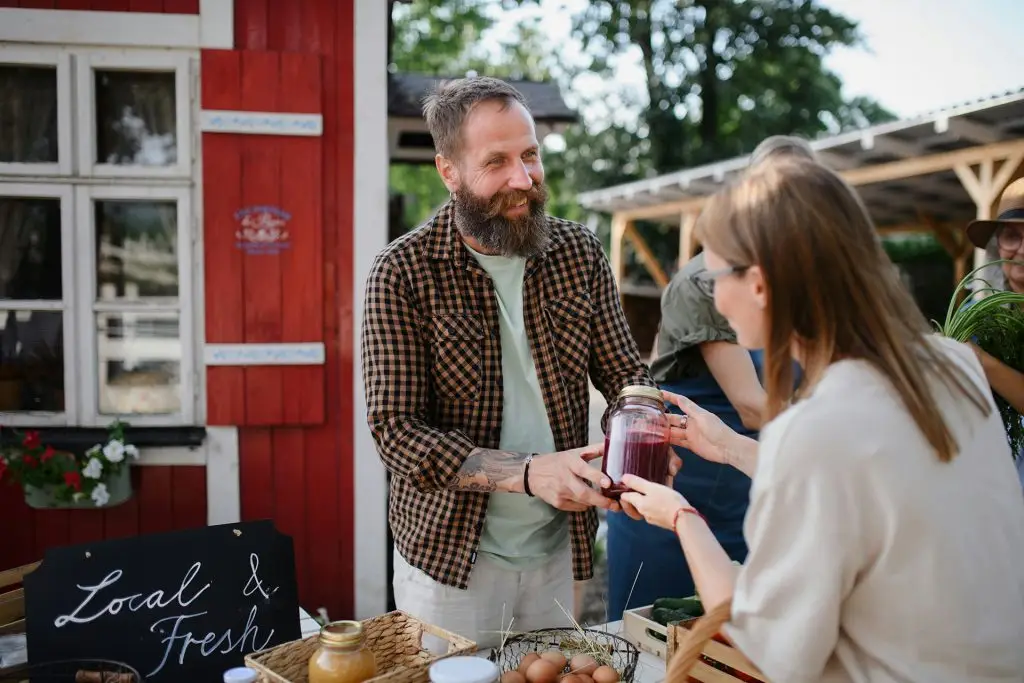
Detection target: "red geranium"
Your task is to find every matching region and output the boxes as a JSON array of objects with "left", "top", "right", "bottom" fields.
[
  {"left": 23, "top": 455, "right": 37, "bottom": 468},
  {"left": 22, "top": 431, "right": 40, "bottom": 449},
  {"left": 41, "top": 446, "right": 56, "bottom": 463},
  {"left": 64, "top": 471, "right": 82, "bottom": 491}
]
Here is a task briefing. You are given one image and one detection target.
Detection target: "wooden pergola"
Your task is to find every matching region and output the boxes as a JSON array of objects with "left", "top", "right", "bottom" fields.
[{"left": 578, "top": 89, "right": 1024, "bottom": 293}]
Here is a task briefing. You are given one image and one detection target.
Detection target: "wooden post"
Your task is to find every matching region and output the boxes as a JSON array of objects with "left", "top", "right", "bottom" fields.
[
  {"left": 624, "top": 223, "right": 670, "bottom": 289},
  {"left": 954, "top": 152, "right": 1024, "bottom": 273},
  {"left": 610, "top": 213, "right": 628, "bottom": 289},
  {"left": 678, "top": 211, "right": 699, "bottom": 268}
]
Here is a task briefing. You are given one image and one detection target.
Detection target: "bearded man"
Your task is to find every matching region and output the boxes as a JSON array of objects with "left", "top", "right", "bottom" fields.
[{"left": 360, "top": 76, "right": 656, "bottom": 648}]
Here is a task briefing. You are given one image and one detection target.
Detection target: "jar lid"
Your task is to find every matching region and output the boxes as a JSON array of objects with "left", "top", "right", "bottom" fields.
[
  {"left": 223, "top": 667, "right": 259, "bottom": 683},
  {"left": 429, "top": 656, "right": 499, "bottom": 683},
  {"left": 618, "top": 384, "right": 664, "bottom": 404},
  {"left": 319, "top": 620, "right": 365, "bottom": 646}
]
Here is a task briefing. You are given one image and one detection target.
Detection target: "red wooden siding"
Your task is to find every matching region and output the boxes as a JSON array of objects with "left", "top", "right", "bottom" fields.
[
  {"left": 221, "top": 0, "right": 356, "bottom": 619},
  {"left": 0, "top": 466, "right": 207, "bottom": 570},
  {"left": 0, "top": 0, "right": 199, "bottom": 11},
  {"left": 201, "top": 49, "right": 325, "bottom": 428}
]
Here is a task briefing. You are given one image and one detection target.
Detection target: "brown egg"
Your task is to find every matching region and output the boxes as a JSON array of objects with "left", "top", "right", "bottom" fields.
[
  {"left": 539, "top": 650, "right": 567, "bottom": 671},
  {"left": 518, "top": 653, "right": 542, "bottom": 674},
  {"left": 502, "top": 672, "right": 527, "bottom": 683},
  {"left": 577, "top": 675, "right": 594, "bottom": 683},
  {"left": 591, "top": 666, "right": 619, "bottom": 683},
  {"left": 569, "top": 654, "right": 598, "bottom": 676},
  {"left": 525, "top": 658, "right": 561, "bottom": 683},
  {"left": 560, "top": 675, "right": 583, "bottom": 683}
]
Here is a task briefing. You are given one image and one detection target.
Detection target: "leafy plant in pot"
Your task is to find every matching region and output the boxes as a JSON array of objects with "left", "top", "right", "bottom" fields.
[
  {"left": 0, "top": 420, "right": 139, "bottom": 509},
  {"left": 936, "top": 259, "right": 1024, "bottom": 457}
]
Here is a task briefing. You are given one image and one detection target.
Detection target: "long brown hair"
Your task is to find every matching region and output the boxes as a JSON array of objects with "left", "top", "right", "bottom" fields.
[{"left": 696, "top": 157, "right": 990, "bottom": 462}]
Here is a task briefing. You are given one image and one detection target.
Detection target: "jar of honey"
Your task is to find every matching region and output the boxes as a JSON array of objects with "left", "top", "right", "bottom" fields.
[
  {"left": 308, "top": 620, "right": 378, "bottom": 683},
  {"left": 601, "top": 385, "right": 671, "bottom": 498}
]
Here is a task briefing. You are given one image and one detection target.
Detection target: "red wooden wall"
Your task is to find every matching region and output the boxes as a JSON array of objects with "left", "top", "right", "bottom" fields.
[
  {"left": 0, "top": 0, "right": 199, "bottom": 11},
  {"left": 0, "top": 467, "right": 207, "bottom": 569},
  {"left": 218, "top": 0, "right": 357, "bottom": 619}
]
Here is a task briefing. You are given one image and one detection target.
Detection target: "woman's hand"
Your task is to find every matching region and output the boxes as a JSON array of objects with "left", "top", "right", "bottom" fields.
[
  {"left": 619, "top": 474, "right": 690, "bottom": 531},
  {"left": 662, "top": 390, "right": 738, "bottom": 465},
  {"left": 617, "top": 452, "right": 682, "bottom": 521}
]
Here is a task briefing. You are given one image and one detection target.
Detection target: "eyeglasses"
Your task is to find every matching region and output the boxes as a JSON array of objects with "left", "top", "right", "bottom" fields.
[
  {"left": 997, "top": 225, "right": 1024, "bottom": 252},
  {"left": 689, "top": 264, "right": 749, "bottom": 297}
]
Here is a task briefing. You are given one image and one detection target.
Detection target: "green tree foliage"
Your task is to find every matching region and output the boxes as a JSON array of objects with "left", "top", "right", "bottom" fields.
[{"left": 387, "top": 0, "right": 896, "bottom": 260}]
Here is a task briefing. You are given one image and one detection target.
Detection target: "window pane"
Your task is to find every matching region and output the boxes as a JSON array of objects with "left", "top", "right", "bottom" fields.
[
  {"left": 0, "top": 65, "right": 58, "bottom": 164},
  {"left": 0, "top": 309, "right": 64, "bottom": 412},
  {"left": 96, "top": 311, "right": 180, "bottom": 415},
  {"left": 95, "top": 70, "right": 176, "bottom": 166},
  {"left": 0, "top": 196, "right": 62, "bottom": 300},
  {"left": 96, "top": 200, "right": 178, "bottom": 299}
]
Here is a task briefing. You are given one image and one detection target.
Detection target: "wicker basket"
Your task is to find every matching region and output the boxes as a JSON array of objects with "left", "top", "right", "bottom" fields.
[{"left": 244, "top": 610, "right": 477, "bottom": 683}]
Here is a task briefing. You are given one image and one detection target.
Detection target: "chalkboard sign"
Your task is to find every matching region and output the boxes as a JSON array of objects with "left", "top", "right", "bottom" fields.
[{"left": 24, "top": 520, "right": 301, "bottom": 682}]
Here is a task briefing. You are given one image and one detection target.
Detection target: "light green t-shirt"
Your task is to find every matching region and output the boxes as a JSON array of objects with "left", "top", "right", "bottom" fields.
[{"left": 465, "top": 244, "right": 568, "bottom": 571}]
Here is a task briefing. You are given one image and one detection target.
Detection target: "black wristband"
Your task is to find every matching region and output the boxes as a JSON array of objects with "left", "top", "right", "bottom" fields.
[{"left": 523, "top": 453, "right": 535, "bottom": 497}]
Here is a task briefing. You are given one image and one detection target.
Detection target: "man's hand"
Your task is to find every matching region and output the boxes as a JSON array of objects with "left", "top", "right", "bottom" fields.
[{"left": 527, "top": 444, "right": 617, "bottom": 512}]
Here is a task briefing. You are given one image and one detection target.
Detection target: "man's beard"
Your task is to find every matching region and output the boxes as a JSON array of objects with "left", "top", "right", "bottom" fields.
[{"left": 452, "top": 182, "right": 550, "bottom": 258}]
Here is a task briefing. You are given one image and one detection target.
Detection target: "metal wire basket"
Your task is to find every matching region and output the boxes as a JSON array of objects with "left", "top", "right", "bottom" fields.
[
  {"left": 0, "top": 658, "right": 143, "bottom": 683},
  {"left": 488, "top": 628, "right": 640, "bottom": 683}
]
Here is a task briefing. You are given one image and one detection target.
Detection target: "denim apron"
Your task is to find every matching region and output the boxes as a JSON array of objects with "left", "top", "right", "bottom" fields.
[{"left": 606, "top": 350, "right": 765, "bottom": 620}]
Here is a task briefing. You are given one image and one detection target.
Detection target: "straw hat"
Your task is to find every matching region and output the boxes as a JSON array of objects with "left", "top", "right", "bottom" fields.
[{"left": 965, "top": 176, "right": 1024, "bottom": 248}]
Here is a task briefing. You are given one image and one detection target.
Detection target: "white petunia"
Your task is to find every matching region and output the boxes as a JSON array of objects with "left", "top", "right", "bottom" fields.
[
  {"left": 86, "top": 444, "right": 101, "bottom": 457},
  {"left": 90, "top": 483, "right": 110, "bottom": 507},
  {"left": 82, "top": 457, "right": 104, "bottom": 479},
  {"left": 125, "top": 444, "right": 139, "bottom": 460},
  {"left": 103, "top": 440, "right": 125, "bottom": 463}
]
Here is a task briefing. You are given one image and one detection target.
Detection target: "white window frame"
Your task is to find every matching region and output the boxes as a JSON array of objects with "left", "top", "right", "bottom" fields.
[
  {"left": 76, "top": 50, "right": 193, "bottom": 179},
  {"left": 0, "top": 46, "right": 73, "bottom": 177},
  {"left": 0, "top": 183, "right": 77, "bottom": 427},
  {"left": 1, "top": 44, "right": 201, "bottom": 428},
  {"left": 76, "top": 184, "right": 195, "bottom": 427}
]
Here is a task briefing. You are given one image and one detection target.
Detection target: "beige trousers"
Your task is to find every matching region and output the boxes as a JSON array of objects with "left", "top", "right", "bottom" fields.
[{"left": 392, "top": 544, "right": 575, "bottom": 652}]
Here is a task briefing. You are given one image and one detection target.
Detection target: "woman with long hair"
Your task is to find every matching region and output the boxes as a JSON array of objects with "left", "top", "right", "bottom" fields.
[
  {"left": 606, "top": 135, "right": 816, "bottom": 619},
  {"left": 620, "top": 157, "right": 1024, "bottom": 682}
]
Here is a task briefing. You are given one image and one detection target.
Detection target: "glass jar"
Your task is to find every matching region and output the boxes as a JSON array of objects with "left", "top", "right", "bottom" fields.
[
  {"left": 308, "top": 620, "right": 379, "bottom": 683},
  {"left": 429, "top": 656, "right": 499, "bottom": 683},
  {"left": 601, "top": 384, "right": 671, "bottom": 498}
]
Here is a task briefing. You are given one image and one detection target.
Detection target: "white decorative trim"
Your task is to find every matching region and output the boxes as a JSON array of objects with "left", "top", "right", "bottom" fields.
[
  {"left": 353, "top": 0, "right": 390, "bottom": 621},
  {"left": 203, "top": 343, "right": 326, "bottom": 366},
  {"left": 136, "top": 446, "right": 206, "bottom": 467},
  {"left": 200, "top": 110, "right": 324, "bottom": 137},
  {"left": 204, "top": 426, "right": 240, "bottom": 525},
  {"left": 199, "top": 0, "right": 233, "bottom": 50},
  {"left": 0, "top": 9, "right": 200, "bottom": 49}
]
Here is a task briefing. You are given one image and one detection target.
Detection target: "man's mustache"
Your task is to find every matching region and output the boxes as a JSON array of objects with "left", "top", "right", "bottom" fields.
[{"left": 485, "top": 186, "right": 545, "bottom": 218}]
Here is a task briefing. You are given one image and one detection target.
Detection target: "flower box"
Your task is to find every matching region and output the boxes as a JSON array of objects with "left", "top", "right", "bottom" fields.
[{"left": 0, "top": 421, "right": 139, "bottom": 509}]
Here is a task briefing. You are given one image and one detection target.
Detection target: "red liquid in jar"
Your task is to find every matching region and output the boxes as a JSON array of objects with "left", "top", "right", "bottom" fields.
[{"left": 601, "top": 430, "right": 671, "bottom": 499}]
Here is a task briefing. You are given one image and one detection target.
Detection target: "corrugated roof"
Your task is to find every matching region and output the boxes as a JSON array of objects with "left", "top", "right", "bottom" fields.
[
  {"left": 388, "top": 73, "right": 577, "bottom": 122},
  {"left": 577, "top": 88, "right": 1024, "bottom": 229}
]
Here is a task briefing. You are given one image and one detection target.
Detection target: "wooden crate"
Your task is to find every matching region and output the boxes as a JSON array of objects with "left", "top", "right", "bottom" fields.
[
  {"left": 0, "top": 562, "right": 39, "bottom": 636},
  {"left": 667, "top": 619, "right": 766, "bottom": 683},
  {"left": 621, "top": 605, "right": 670, "bottom": 659}
]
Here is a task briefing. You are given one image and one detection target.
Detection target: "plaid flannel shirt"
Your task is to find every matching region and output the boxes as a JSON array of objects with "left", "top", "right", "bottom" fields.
[{"left": 360, "top": 202, "right": 655, "bottom": 589}]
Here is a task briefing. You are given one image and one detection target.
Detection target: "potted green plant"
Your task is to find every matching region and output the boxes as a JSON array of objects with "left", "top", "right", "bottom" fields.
[
  {"left": 0, "top": 420, "right": 138, "bottom": 509},
  {"left": 937, "top": 260, "right": 1024, "bottom": 457}
]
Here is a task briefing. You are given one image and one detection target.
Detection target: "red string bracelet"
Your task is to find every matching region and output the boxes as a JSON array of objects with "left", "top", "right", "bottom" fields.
[{"left": 673, "top": 505, "right": 707, "bottom": 530}]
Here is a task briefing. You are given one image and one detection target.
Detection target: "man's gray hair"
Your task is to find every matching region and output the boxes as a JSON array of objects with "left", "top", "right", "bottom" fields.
[{"left": 422, "top": 76, "right": 529, "bottom": 159}]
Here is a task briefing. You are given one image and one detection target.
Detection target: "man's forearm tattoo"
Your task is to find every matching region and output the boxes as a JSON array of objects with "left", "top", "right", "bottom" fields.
[{"left": 449, "top": 448, "right": 530, "bottom": 492}]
